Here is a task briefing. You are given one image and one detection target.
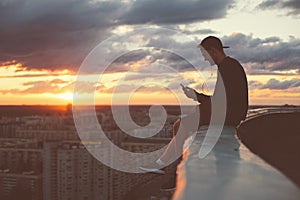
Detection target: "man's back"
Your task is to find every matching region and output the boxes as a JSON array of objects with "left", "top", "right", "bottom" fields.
[{"left": 217, "top": 56, "right": 248, "bottom": 125}]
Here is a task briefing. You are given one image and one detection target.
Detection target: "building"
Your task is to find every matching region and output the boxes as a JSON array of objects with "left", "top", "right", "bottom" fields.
[
  {"left": 0, "top": 117, "right": 17, "bottom": 138},
  {"left": 0, "top": 139, "right": 43, "bottom": 200}
]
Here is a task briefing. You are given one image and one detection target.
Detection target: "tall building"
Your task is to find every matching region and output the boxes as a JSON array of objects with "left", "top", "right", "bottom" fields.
[
  {"left": 42, "top": 139, "right": 168, "bottom": 200},
  {"left": 43, "top": 142, "right": 59, "bottom": 200},
  {"left": 0, "top": 118, "right": 17, "bottom": 138},
  {"left": 57, "top": 143, "right": 93, "bottom": 200},
  {"left": 43, "top": 141, "right": 112, "bottom": 200},
  {"left": 14, "top": 116, "right": 78, "bottom": 141},
  {"left": 0, "top": 139, "right": 43, "bottom": 200}
]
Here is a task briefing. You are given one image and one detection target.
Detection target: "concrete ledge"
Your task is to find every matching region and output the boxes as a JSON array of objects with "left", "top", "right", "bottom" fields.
[{"left": 172, "top": 126, "right": 300, "bottom": 200}]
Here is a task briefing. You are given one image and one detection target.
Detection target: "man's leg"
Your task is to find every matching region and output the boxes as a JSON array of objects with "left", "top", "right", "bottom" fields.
[
  {"left": 140, "top": 106, "right": 201, "bottom": 172},
  {"left": 159, "top": 119, "right": 189, "bottom": 163},
  {"left": 159, "top": 107, "right": 200, "bottom": 165},
  {"left": 142, "top": 107, "right": 202, "bottom": 192},
  {"left": 159, "top": 111, "right": 200, "bottom": 191}
]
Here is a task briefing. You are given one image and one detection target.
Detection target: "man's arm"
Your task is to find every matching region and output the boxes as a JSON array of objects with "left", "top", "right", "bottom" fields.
[
  {"left": 196, "top": 92, "right": 210, "bottom": 103},
  {"left": 182, "top": 86, "right": 211, "bottom": 103}
]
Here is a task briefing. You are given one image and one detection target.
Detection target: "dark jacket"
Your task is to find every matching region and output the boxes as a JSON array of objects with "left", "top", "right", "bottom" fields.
[{"left": 197, "top": 56, "right": 248, "bottom": 126}]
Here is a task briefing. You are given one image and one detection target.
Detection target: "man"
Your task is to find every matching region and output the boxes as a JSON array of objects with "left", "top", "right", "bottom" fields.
[
  {"left": 184, "top": 36, "right": 248, "bottom": 127},
  {"left": 141, "top": 36, "right": 248, "bottom": 173}
]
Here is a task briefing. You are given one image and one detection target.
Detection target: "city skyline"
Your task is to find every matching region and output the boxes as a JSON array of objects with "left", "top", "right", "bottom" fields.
[
  {"left": 0, "top": 0, "right": 299, "bottom": 105},
  {"left": 0, "top": 105, "right": 176, "bottom": 200}
]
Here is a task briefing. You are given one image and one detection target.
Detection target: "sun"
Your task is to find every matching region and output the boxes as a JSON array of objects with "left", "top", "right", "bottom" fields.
[{"left": 57, "top": 92, "right": 74, "bottom": 101}]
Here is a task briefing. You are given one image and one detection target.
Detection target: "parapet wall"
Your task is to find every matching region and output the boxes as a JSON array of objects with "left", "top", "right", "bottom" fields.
[{"left": 172, "top": 126, "right": 300, "bottom": 200}]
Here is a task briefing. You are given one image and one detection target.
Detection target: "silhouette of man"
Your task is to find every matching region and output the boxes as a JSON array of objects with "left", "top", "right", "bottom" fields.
[
  {"left": 144, "top": 36, "right": 248, "bottom": 170},
  {"left": 157, "top": 36, "right": 248, "bottom": 166},
  {"left": 183, "top": 36, "right": 248, "bottom": 127}
]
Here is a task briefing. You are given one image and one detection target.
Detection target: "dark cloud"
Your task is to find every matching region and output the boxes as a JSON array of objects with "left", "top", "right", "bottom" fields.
[
  {"left": 258, "top": 0, "right": 281, "bottom": 9},
  {"left": 222, "top": 33, "right": 300, "bottom": 74},
  {"left": 258, "top": 0, "right": 300, "bottom": 15},
  {"left": 261, "top": 78, "right": 300, "bottom": 90},
  {"left": 112, "top": 50, "right": 150, "bottom": 66},
  {"left": 0, "top": 0, "right": 125, "bottom": 71},
  {"left": 284, "top": 0, "right": 300, "bottom": 9},
  {"left": 119, "top": 0, "right": 234, "bottom": 24},
  {"left": 0, "top": 0, "right": 121, "bottom": 33},
  {"left": 183, "top": 29, "right": 218, "bottom": 35},
  {"left": 146, "top": 49, "right": 196, "bottom": 71},
  {"left": 248, "top": 80, "right": 263, "bottom": 89},
  {"left": 0, "top": 0, "right": 234, "bottom": 72},
  {"left": 107, "top": 47, "right": 201, "bottom": 74},
  {"left": 144, "top": 33, "right": 209, "bottom": 71},
  {"left": 1, "top": 0, "right": 298, "bottom": 78}
]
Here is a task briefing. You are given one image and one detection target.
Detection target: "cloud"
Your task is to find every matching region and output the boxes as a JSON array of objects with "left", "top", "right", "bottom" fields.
[
  {"left": 106, "top": 46, "right": 207, "bottom": 74},
  {"left": 0, "top": 0, "right": 125, "bottom": 71},
  {"left": 1, "top": 0, "right": 298, "bottom": 81},
  {"left": 0, "top": 0, "right": 234, "bottom": 72},
  {"left": 0, "top": 79, "right": 65, "bottom": 94},
  {"left": 70, "top": 81, "right": 106, "bottom": 94},
  {"left": 258, "top": 0, "right": 300, "bottom": 15},
  {"left": 183, "top": 28, "right": 218, "bottom": 35},
  {"left": 119, "top": 0, "right": 234, "bottom": 24},
  {"left": 258, "top": 0, "right": 281, "bottom": 9},
  {"left": 102, "top": 83, "right": 174, "bottom": 94},
  {"left": 0, "top": 78, "right": 108, "bottom": 95},
  {"left": 222, "top": 33, "right": 300, "bottom": 74},
  {"left": 0, "top": 72, "right": 73, "bottom": 78},
  {"left": 248, "top": 80, "right": 263, "bottom": 89},
  {"left": 261, "top": 78, "right": 300, "bottom": 90}
]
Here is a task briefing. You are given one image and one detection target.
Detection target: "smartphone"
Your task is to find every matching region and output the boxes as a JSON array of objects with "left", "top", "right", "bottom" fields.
[{"left": 180, "top": 83, "right": 186, "bottom": 90}]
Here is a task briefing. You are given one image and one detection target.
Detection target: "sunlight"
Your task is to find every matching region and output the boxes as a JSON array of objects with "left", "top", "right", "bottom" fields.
[{"left": 57, "top": 92, "right": 74, "bottom": 101}]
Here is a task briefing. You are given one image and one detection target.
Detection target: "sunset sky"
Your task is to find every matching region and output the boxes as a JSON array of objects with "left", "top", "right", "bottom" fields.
[{"left": 0, "top": 0, "right": 299, "bottom": 105}]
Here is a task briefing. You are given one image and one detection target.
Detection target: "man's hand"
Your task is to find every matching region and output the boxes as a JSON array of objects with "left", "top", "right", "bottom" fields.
[{"left": 181, "top": 84, "right": 198, "bottom": 101}]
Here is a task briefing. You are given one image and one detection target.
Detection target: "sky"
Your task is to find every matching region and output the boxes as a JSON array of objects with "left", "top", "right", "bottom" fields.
[{"left": 0, "top": 0, "right": 299, "bottom": 105}]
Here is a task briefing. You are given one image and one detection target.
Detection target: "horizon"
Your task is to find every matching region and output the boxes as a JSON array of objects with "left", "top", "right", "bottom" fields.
[{"left": 0, "top": 104, "right": 298, "bottom": 107}]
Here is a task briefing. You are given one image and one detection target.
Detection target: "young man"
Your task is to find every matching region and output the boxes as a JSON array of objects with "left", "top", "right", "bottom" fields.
[{"left": 142, "top": 36, "right": 248, "bottom": 173}]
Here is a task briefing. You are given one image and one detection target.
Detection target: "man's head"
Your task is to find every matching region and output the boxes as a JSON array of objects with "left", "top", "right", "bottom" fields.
[{"left": 198, "top": 36, "right": 229, "bottom": 66}]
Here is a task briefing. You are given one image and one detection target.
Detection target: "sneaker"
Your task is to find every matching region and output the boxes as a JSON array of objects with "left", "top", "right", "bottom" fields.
[
  {"left": 139, "top": 166, "right": 165, "bottom": 174},
  {"left": 160, "top": 187, "right": 176, "bottom": 192},
  {"left": 160, "top": 181, "right": 176, "bottom": 192}
]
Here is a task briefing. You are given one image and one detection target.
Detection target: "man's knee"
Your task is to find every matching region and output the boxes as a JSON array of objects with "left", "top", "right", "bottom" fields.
[
  {"left": 172, "top": 119, "right": 181, "bottom": 136},
  {"left": 173, "top": 119, "right": 180, "bottom": 129}
]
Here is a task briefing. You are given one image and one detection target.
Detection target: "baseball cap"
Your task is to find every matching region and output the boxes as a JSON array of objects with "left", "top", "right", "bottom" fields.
[{"left": 197, "top": 36, "right": 229, "bottom": 50}]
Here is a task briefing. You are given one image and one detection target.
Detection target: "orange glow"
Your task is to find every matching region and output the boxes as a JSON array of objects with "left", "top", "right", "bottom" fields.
[
  {"left": 57, "top": 92, "right": 73, "bottom": 101},
  {"left": 1, "top": 61, "right": 299, "bottom": 105}
]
